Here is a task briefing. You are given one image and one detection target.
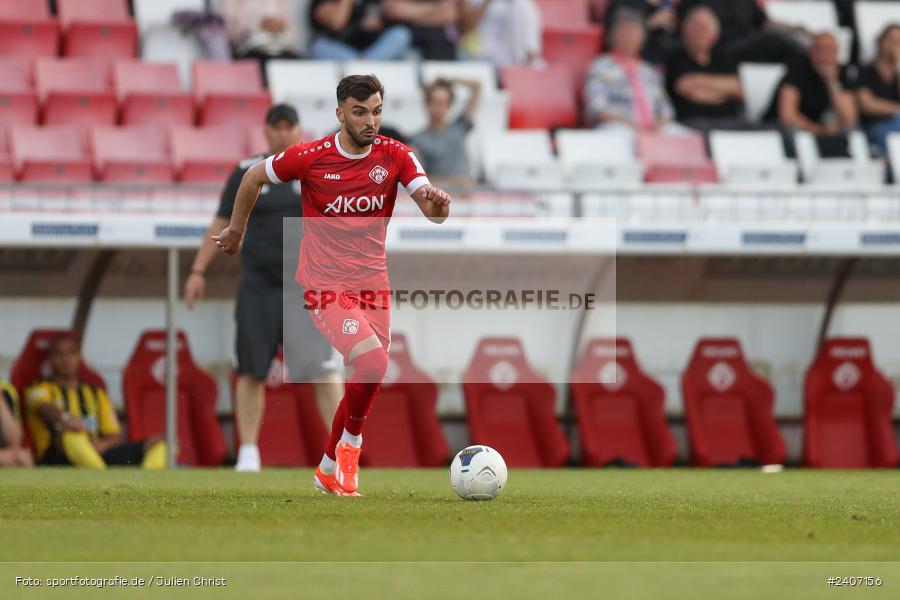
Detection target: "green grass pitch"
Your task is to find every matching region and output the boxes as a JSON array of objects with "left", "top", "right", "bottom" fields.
[{"left": 1, "top": 468, "right": 897, "bottom": 599}]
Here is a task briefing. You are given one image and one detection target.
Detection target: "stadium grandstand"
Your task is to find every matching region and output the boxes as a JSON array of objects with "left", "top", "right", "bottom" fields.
[{"left": 1, "top": 0, "right": 899, "bottom": 474}]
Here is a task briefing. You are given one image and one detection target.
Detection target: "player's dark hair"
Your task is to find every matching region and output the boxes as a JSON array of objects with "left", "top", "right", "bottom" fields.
[
  {"left": 424, "top": 79, "right": 455, "bottom": 104},
  {"left": 49, "top": 332, "right": 80, "bottom": 353},
  {"left": 337, "top": 74, "right": 385, "bottom": 104}
]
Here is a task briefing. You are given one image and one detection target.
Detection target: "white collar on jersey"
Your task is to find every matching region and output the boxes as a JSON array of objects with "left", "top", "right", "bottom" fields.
[{"left": 334, "top": 132, "right": 372, "bottom": 160}]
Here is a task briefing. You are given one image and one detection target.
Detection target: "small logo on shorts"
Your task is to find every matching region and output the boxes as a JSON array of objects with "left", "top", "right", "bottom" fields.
[{"left": 342, "top": 319, "right": 360, "bottom": 335}]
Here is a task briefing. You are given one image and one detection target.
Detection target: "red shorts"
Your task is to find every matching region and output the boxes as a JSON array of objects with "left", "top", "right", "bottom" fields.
[{"left": 304, "top": 289, "right": 391, "bottom": 360}]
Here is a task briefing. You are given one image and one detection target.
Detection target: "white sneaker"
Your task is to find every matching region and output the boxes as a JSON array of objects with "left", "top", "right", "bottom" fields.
[{"left": 235, "top": 444, "right": 261, "bottom": 472}]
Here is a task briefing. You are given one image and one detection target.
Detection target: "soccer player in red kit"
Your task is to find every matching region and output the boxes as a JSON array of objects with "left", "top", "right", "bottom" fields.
[{"left": 213, "top": 75, "right": 451, "bottom": 496}]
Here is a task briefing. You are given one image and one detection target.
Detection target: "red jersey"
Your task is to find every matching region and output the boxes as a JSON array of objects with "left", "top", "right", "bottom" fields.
[{"left": 264, "top": 132, "right": 430, "bottom": 292}]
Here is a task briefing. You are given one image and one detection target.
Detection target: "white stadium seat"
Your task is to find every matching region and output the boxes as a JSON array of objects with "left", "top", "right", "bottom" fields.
[
  {"left": 341, "top": 61, "right": 426, "bottom": 136},
  {"left": 267, "top": 60, "right": 341, "bottom": 138},
  {"left": 855, "top": 2, "right": 900, "bottom": 64},
  {"left": 134, "top": 0, "right": 205, "bottom": 87},
  {"left": 420, "top": 60, "right": 510, "bottom": 131},
  {"left": 794, "top": 131, "right": 884, "bottom": 187},
  {"left": 481, "top": 130, "right": 564, "bottom": 190},
  {"left": 739, "top": 63, "right": 786, "bottom": 123},
  {"left": 764, "top": 1, "right": 839, "bottom": 32},
  {"left": 555, "top": 129, "right": 642, "bottom": 189},
  {"left": 709, "top": 131, "right": 798, "bottom": 186},
  {"left": 888, "top": 133, "right": 900, "bottom": 184}
]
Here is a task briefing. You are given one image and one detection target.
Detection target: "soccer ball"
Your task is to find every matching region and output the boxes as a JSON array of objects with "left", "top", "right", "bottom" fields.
[{"left": 449, "top": 445, "right": 508, "bottom": 501}]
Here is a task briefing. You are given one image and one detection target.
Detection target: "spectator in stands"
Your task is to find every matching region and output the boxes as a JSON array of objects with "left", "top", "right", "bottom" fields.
[
  {"left": 309, "top": 0, "right": 413, "bottom": 60},
  {"left": 0, "top": 381, "right": 32, "bottom": 468},
  {"left": 856, "top": 24, "right": 900, "bottom": 156},
  {"left": 677, "top": 0, "right": 804, "bottom": 65},
  {"left": 24, "top": 335, "right": 166, "bottom": 469},
  {"left": 411, "top": 78, "right": 482, "bottom": 184},
  {"left": 665, "top": 6, "right": 744, "bottom": 130},
  {"left": 765, "top": 32, "right": 857, "bottom": 157},
  {"left": 382, "top": 0, "right": 458, "bottom": 60},
  {"left": 603, "top": 0, "right": 680, "bottom": 65},
  {"left": 216, "top": 0, "right": 301, "bottom": 65},
  {"left": 459, "top": 0, "right": 543, "bottom": 68},
  {"left": 584, "top": 10, "right": 680, "bottom": 134}
]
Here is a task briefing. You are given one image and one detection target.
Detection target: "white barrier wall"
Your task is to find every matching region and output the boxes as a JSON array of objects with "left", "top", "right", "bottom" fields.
[{"left": 2, "top": 298, "right": 899, "bottom": 418}]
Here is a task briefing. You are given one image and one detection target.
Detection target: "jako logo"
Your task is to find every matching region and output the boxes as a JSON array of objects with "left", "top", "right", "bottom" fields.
[
  {"left": 323, "top": 173, "right": 341, "bottom": 180},
  {"left": 324, "top": 194, "right": 385, "bottom": 214}
]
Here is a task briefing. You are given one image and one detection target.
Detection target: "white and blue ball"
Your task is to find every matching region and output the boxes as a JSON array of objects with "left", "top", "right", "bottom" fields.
[{"left": 449, "top": 445, "right": 508, "bottom": 501}]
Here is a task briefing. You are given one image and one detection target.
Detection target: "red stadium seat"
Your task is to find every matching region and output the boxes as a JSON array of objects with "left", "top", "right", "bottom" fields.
[
  {"left": 0, "top": 57, "right": 38, "bottom": 128},
  {"left": 542, "top": 25, "right": 603, "bottom": 94},
  {"left": 10, "top": 329, "right": 108, "bottom": 451},
  {"left": 11, "top": 126, "right": 92, "bottom": 182},
  {"left": 114, "top": 61, "right": 194, "bottom": 127},
  {"left": 170, "top": 126, "right": 245, "bottom": 183},
  {"left": 501, "top": 65, "right": 578, "bottom": 129},
  {"left": 571, "top": 338, "right": 677, "bottom": 467},
  {"left": 92, "top": 126, "right": 174, "bottom": 183},
  {"left": 0, "top": 128, "right": 12, "bottom": 181},
  {"left": 536, "top": 0, "right": 591, "bottom": 27},
  {"left": 804, "top": 338, "right": 899, "bottom": 469},
  {"left": 57, "top": 0, "right": 137, "bottom": 60},
  {"left": 682, "top": 338, "right": 786, "bottom": 467},
  {"left": 36, "top": 58, "right": 116, "bottom": 126},
  {"left": 193, "top": 61, "right": 272, "bottom": 127},
  {"left": 637, "top": 133, "right": 718, "bottom": 184},
  {"left": 462, "top": 337, "right": 569, "bottom": 467},
  {"left": 230, "top": 352, "right": 328, "bottom": 467},
  {"left": 0, "top": 0, "right": 60, "bottom": 58},
  {"left": 246, "top": 126, "right": 269, "bottom": 156},
  {"left": 361, "top": 333, "right": 449, "bottom": 467},
  {"left": 123, "top": 330, "right": 228, "bottom": 467}
]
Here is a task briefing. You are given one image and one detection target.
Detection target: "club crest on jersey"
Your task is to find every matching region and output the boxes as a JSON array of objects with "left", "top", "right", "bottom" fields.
[
  {"left": 369, "top": 165, "right": 388, "bottom": 184},
  {"left": 324, "top": 194, "right": 385, "bottom": 214},
  {"left": 342, "top": 319, "right": 360, "bottom": 335}
]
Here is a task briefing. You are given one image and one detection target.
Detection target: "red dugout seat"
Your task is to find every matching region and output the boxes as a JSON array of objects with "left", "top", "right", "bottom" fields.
[
  {"left": 804, "top": 338, "right": 899, "bottom": 468},
  {"left": 462, "top": 337, "right": 569, "bottom": 467},
  {"left": 362, "top": 333, "right": 449, "bottom": 467},
  {"left": 10, "top": 329, "right": 107, "bottom": 450},
  {"left": 0, "top": 57, "right": 39, "bottom": 127},
  {"left": 230, "top": 351, "right": 327, "bottom": 467},
  {"left": 123, "top": 330, "right": 227, "bottom": 467},
  {"left": 637, "top": 133, "right": 718, "bottom": 184},
  {"left": 170, "top": 126, "right": 245, "bottom": 183},
  {"left": 11, "top": 126, "right": 92, "bottom": 182},
  {"left": 114, "top": 61, "right": 194, "bottom": 127},
  {"left": 193, "top": 61, "right": 272, "bottom": 127},
  {"left": 571, "top": 338, "right": 677, "bottom": 467},
  {"left": 536, "top": 0, "right": 591, "bottom": 27},
  {"left": 57, "top": 0, "right": 137, "bottom": 60},
  {"left": 0, "top": 0, "right": 59, "bottom": 58},
  {"left": 92, "top": 126, "right": 174, "bottom": 183},
  {"left": 682, "top": 338, "right": 786, "bottom": 467},
  {"left": 0, "top": 129, "right": 12, "bottom": 181},
  {"left": 542, "top": 26, "right": 603, "bottom": 95},
  {"left": 36, "top": 58, "right": 116, "bottom": 126},
  {"left": 501, "top": 65, "right": 578, "bottom": 129}
]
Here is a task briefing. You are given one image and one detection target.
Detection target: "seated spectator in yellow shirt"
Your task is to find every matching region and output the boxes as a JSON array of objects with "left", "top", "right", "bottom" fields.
[
  {"left": 0, "top": 380, "right": 33, "bottom": 468},
  {"left": 25, "top": 334, "right": 166, "bottom": 469}
]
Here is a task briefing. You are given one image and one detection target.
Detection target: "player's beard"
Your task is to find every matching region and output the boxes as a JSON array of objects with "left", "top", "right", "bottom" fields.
[{"left": 347, "top": 124, "right": 378, "bottom": 147}]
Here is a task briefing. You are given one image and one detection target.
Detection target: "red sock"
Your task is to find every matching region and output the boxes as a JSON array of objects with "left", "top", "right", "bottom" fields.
[
  {"left": 343, "top": 346, "right": 388, "bottom": 436},
  {"left": 324, "top": 397, "right": 346, "bottom": 461}
]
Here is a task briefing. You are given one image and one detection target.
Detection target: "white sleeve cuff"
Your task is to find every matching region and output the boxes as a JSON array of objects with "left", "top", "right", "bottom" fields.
[
  {"left": 405, "top": 176, "right": 430, "bottom": 195},
  {"left": 265, "top": 155, "right": 283, "bottom": 184}
]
